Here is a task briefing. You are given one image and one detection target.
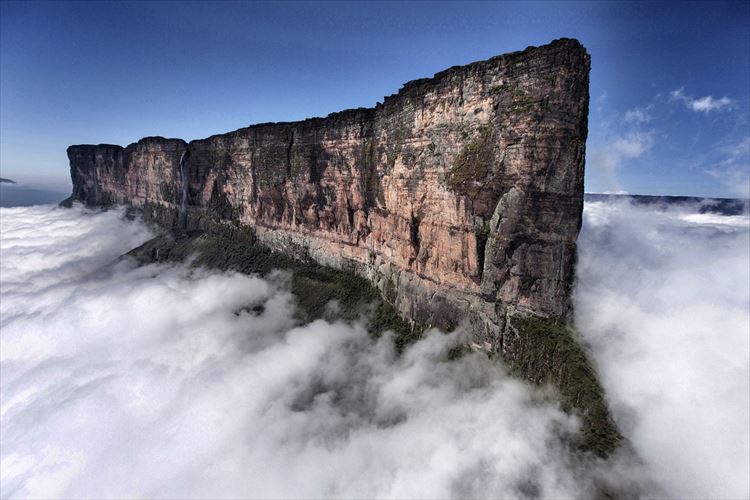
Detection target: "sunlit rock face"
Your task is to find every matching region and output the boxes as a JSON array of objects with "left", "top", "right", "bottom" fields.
[{"left": 66, "top": 38, "right": 590, "bottom": 352}]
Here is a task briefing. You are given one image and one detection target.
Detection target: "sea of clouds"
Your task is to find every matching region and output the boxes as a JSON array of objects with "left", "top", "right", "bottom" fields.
[
  {"left": 0, "top": 201, "right": 748, "bottom": 498},
  {"left": 576, "top": 200, "right": 750, "bottom": 499}
]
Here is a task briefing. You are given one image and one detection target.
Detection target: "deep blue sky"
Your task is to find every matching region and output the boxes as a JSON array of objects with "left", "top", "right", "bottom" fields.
[{"left": 1, "top": 1, "right": 748, "bottom": 197}]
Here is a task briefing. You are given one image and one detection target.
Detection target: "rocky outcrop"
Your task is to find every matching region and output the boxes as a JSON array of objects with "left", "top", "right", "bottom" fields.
[{"left": 67, "top": 38, "right": 589, "bottom": 351}]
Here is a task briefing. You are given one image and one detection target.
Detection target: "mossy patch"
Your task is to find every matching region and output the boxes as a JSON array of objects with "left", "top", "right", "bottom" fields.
[
  {"left": 506, "top": 315, "right": 622, "bottom": 458},
  {"left": 491, "top": 81, "right": 539, "bottom": 113},
  {"left": 446, "top": 124, "right": 495, "bottom": 198}
]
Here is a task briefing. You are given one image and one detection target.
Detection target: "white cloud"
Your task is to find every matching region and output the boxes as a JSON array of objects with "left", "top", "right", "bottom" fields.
[
  {"left": 689, "top": 95, "right": 734, "bottom": 112},
  {"left": 707, "top": 165, "right": 750, "bottom": 198},
  {"left": 705, "top": 137, "right": 750, "bottom": 198},
  {"left": 594, "top": 91, "right": 607, "bottom": 113},
  {"left": 576, "top": 200, "right": 750, "bottom": 499},
  {"left": 612, "top": 131, "right": 653, "bottom": 158},
  {"left": 588, "top": 130, "right": 655, "bottom": 192},
  {"left": 623, "top": 106, "right": 652, "bottom": 124},
  {"left": 0, "top": 205, "right": 600, "bottom": 499},
  {"left": 2, "top": 202, "right": 748, "bottom": 499},
  {"left": 670, "top": 87, "right": 735, "bottom": 113}
]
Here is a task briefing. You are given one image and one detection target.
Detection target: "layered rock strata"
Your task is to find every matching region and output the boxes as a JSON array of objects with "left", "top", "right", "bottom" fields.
[{"left": 67, "top": 38, "right": 589, "bottom": 352}]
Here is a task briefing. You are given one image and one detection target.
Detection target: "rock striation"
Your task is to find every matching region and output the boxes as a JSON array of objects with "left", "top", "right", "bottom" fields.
[{"left": 67, "top": 38, "right": 588, "bottom": 346}]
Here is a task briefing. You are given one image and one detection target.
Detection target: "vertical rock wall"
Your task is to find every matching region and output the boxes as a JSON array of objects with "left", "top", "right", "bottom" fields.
[{"left": 66, "top": 38, "right": 590, "bottom": 352}]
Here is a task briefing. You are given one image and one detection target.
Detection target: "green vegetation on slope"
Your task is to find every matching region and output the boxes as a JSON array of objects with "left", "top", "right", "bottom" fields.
[
  {"left": 445, "top": 124, "right": 495, "bottom": 199},
  {"left": 506, "top": 315, "right": 623, "bottom": 458},
  {"left": 126, "top": 230, "right": 418, "bottom": 350}
]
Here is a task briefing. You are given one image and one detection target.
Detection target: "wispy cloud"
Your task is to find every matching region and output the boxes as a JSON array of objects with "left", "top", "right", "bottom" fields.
[
  {"left": 588, "top": 130, "right": 655, "bottom": 192},
  {"left": 670, "top": 87, "right": 735, "bottom": 113},
  {"left": 612, "top": 131, "right": 654, "bottom": 158},
  {"left": 594, "top": 91, "right": 608, "bottom": 113},
  {"left": 705, "top": 137, "right": 750, "bottom": 198},
  {"left": 590, "top": 83, "right": 746, "bottom": 196},
  {"left": 623, "top": 106, "right": 652, "bottom": 124}
]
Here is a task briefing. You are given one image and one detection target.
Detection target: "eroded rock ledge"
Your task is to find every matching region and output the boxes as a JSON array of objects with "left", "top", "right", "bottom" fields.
[{"left": 66, "top": 39, "right": 620, "bottom": 455}]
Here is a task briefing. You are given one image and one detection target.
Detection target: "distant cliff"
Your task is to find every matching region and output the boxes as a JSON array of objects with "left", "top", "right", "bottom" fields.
[{"left": 66, "top": 39, "right": 619, "bottom": 455}]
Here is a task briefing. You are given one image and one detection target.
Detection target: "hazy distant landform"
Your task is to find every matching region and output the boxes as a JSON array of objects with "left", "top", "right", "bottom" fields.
[
  {"left": 585, "top": 193, "right": 749, "bottom": 216},
  {"left": 0, "top": 181, "right": 69, "bottom": 208}
]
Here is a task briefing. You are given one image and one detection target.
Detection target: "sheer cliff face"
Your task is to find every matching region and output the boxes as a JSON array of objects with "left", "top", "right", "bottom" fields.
[{"left": 67, "top": 39, "right": 590, "bottom": 349}]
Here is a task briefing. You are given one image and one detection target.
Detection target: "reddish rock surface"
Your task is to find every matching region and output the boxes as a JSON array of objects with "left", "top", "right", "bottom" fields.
[{"left": 67, "top": 38, "right": 590, "bottom": 352}]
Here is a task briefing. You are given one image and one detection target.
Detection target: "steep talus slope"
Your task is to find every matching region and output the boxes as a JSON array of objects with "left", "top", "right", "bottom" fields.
[{"left": 65, "top": 38, "right": 621, "bottom": 456}]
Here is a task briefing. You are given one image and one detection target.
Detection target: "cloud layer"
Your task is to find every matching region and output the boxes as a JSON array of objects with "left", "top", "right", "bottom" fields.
[
  {"left": 1, "top": 201, "right": 748, "bottom": 498},
  {"left": 0, "top": 205, "right": 593, "bottom": 499},
  {"left": 576, "top": 200, "right": 750, "bottom": 499}
]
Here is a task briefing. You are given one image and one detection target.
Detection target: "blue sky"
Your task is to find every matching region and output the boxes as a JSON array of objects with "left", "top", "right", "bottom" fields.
[{"left": 1, "top": 1, "right": 748, "bottom": 197}]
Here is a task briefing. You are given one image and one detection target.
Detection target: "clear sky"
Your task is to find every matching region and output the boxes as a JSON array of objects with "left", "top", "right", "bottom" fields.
[{"left": 1, "top": 0, "right": 748, "bottom": 197}]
